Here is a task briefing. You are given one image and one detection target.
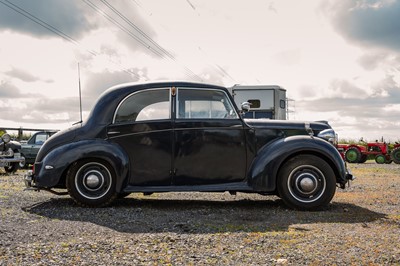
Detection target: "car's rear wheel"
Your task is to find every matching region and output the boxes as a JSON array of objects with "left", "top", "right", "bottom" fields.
[
  {"left": 66, "top": 159, "right": 117, "bottom": 207},
  {"left": 277, "top": 155, "right": 336, "bottom": 210}
]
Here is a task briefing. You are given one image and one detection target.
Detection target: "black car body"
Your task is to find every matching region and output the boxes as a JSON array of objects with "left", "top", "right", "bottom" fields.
[{"left": 25, "top": 81, "right": 353, "bottom": 210}]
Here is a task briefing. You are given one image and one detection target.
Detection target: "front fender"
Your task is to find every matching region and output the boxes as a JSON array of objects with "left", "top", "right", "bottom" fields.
[
  {"left": 34, "top": 139, "right": 129, "bottom": 192},
  {"left": 6, "top": 141, "right": 22, "bottom": 151},
  {"left": 248, "top": 135, "right": 347, "bottom": 191}
]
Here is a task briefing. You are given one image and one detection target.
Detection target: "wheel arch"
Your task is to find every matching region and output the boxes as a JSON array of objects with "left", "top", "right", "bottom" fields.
[
  {"left": 35, "top": 139, "right": 129, "bottom": 192},
  {"left": 248, "top": 136, "right": 346, "bottom": 192}
]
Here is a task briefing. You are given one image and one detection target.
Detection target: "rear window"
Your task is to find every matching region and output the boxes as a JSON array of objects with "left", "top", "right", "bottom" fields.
[{"left": 114, "top": 89, "right": 170, "bottom": 123}]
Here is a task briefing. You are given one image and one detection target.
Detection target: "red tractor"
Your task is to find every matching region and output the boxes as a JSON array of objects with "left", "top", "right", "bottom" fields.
[
  {"left": 338, "top": 141, "right": 400, "bottom": 164},
  {"left": 392, "top": 144, "right": 400, "bottom": 164}
]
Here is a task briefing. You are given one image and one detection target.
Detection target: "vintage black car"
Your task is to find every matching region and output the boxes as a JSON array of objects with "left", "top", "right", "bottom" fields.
[
  {"left": 1, "top": 133, "right": 25, "bottom": 173},
  {"left": 25, "top": 81, "right": 353, "bottom": 210}
]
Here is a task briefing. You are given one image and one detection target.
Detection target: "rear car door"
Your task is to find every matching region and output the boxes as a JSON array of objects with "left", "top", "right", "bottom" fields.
[
  {"left": 173, "top": 87, "right": 247, "bottom": 185},
  {"left": 107, "top": 88, "right": 173, "bottom": 186}
]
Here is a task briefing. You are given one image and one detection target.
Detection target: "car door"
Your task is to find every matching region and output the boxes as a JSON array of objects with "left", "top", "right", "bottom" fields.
[
  {"left": 173, "top": 87, "right": 247, "bottom": 185},
  {"left": 107, "top": 88, "right": 173, "bottom": 186}
]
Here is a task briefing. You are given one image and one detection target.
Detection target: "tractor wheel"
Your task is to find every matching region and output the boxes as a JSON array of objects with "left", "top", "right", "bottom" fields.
[
  {"left": 344, "top": 147, "right": 361, "bottom": 163},
  {"left": 392, "top": 147, "right": 400, "bottom": 164},
  {"left": 359, "top": 155, "right": 368, "bottom": 163},
  {"left": 375, "top": 154, "right": 385, "bottom": 164}
]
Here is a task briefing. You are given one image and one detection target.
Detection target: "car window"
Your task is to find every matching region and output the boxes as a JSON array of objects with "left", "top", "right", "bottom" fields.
[
  {"left": 35, "top": 134, "right": 48, "bottom": 145},
  {"left": 177, "top": 88, "right": 238, "bottom": 119},
  {"left": 114, "top": 89, "right": 170, "bottom": 123},
  {"left": 28, "top": 133, "right": 48, "bottom": 145}
]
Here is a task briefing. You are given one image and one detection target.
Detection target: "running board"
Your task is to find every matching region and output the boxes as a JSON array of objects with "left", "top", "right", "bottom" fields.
[{"left": 123, "top": 182, "right": 253, "bottom": 193}]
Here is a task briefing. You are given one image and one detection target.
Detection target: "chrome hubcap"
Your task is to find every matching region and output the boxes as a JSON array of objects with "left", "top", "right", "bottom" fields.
[
  {"left": 75, "top": 162, "right": 112, "bottom": 200},
  {"left": 297, "top": 175, "right": 318, "bottom": 194},
  {"left": 85, "top": 173, "right": 101, "bottom": 189},
  {"left": 288, "top": 165, "right": 326, "bottom": 203}
]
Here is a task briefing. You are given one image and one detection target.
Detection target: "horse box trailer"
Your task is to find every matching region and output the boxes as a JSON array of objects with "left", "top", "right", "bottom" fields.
[{"left": 229, "top": 85, "right": 287, "bottom": 120}]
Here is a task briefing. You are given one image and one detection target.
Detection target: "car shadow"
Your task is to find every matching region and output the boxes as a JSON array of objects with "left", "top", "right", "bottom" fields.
[{"left": 22, "top": 195, "right": 387, "bottom": 234}]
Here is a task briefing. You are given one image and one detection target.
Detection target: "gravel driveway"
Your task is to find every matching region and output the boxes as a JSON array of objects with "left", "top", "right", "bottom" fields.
[{"left": 1, "top": 162, "right": 399, "bottom": 265}]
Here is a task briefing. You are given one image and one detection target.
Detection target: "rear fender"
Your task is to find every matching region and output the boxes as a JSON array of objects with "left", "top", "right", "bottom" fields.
[
  {"left": 248, "top": 135, "right": 346, "bottom": 191},
  {"left": 34, "top": 139, "right": 129, "bottom": 192}
]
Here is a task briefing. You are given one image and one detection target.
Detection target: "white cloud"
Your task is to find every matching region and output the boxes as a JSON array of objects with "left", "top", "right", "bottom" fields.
[{"left": 0, "top": 0, "right": 398, "bottom": 141}]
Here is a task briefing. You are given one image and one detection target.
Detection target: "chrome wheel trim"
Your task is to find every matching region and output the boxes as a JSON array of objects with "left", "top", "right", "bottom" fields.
[
  {"left": 82, "top": 171, "right": 103, "bottom": 191},
  {"left": 287, "top": 165, "right": 326, "bottom": 203},
  {"left": 75, "top": 162, "right": 112, "bottom": 200}
]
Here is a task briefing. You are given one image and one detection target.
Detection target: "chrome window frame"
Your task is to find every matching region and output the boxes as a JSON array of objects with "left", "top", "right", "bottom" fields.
[
  {"left": 176, "top": 87, "right": 239, "bottom": 120},
  {"left": 112, "top": 88, "right": 171, "bottom": 124}
]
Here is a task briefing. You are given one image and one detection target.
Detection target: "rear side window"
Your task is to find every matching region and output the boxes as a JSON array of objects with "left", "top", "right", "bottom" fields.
[{"left": 114, "top": 89, "right": 170, "bottom": 123}]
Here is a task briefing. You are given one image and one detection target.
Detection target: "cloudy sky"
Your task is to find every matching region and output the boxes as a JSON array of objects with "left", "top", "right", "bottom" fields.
[{"left": 0, "top": 0, "right": 399, "bottom": 141}]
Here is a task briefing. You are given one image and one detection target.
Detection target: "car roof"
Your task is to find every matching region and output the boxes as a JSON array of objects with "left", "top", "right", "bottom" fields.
[{"left": 86, "top": 81, "right": 230, "bottom": 126}]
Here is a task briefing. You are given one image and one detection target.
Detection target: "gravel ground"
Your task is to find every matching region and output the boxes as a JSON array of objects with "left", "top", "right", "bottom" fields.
[{"left": 1, "top": 162, "right": 399, "bottom": 265}]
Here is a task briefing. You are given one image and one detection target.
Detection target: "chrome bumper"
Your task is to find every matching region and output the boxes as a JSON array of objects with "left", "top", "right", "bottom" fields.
[
  {"left": 24, "top": 170, "right": 36, "bottom": 189},
  {"left": 339, "top": 167, "right": 354, "bottom": 189},
  {"left": 0, "top": 156, "right": 25, "bottom": 166},
  {"left": 346, "top": 168, "right": 354, "bottom": 181}
]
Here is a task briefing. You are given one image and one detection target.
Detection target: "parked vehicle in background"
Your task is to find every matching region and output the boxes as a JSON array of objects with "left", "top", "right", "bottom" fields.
[
  {"left": 24, "top": 81, "right": 353, "bottom": 210},
  {"left": 229, "top": 85, "right": 287, "bottom": 120},
  {"left": 20, "top": 131, "right": 57, "bottom": 167},
  {"left": 391, "top": 143, "right": 400, "bottom": 164},
  {"left": 0, "top": 133, "right": 25, "bottom": 173},
  {"left": 338, "top": 141, "right": 400, "bottom": 164}
]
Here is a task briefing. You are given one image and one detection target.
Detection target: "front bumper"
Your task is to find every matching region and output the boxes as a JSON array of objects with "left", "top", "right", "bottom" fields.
[
  {"left": 339, "top": 167, "right": 354, "bottom": 189},
  {"left": 346, "top": 168, "right": 354, "bottom": 181}
]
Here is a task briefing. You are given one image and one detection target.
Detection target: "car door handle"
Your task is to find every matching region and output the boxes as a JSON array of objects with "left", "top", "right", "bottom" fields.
[{"left": 108, "top": 131, "right": 120, "bottom": 135}]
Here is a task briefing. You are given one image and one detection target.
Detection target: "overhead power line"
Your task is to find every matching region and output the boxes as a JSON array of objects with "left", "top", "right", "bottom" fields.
[
  {"left": 83, "top": 0, "right": 204, "bottom": 82},
  {"left": 101, "top": 0, "right": 174, "bottom": 59},
  {"left": 130, "top": 0, "right": 237, "bottom": 83},
  {"left": 0, "top": 0, "right": 143, "bottom": 79},
  {"left": 0, "top": 0, "right": 90, "bottom": 53},
  {"left": 83, "top": 0, "right": 165, "bottom": 58}
]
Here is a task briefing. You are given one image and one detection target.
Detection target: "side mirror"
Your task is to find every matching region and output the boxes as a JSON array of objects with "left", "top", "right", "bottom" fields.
[{"left": 241, "top": 102, "right": 251, "bottom": 113}]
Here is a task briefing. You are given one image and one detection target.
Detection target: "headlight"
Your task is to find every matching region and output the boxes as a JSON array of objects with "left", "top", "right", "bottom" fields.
[
  {"left": 1, "top": 133, "right": 11, "bottom": 143},
  {"left": 317, "top": 129, "right": 337, "bottom": 146}
]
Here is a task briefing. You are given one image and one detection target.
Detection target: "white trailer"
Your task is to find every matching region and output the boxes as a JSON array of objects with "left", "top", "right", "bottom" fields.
[{"left": 229, "top": 85, "right": 287, "bottom": 120}]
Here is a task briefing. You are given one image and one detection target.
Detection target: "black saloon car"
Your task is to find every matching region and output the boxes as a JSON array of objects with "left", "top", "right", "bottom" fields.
[{"left": 25, "top": 81, "right": 353, "bottom": 210}]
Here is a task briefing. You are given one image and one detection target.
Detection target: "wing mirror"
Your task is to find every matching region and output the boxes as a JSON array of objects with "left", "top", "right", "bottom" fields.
[{"left": 241, "top": 102, "right": 251, "bottom": 113}]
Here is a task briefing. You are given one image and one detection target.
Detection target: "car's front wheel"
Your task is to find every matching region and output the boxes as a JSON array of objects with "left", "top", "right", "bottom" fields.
[
  {"left": 277, "top": 155, "right": 336, "bottom": 210},
  {"left": 66, "top": 159, "right": 117, "bottom": 207}
]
